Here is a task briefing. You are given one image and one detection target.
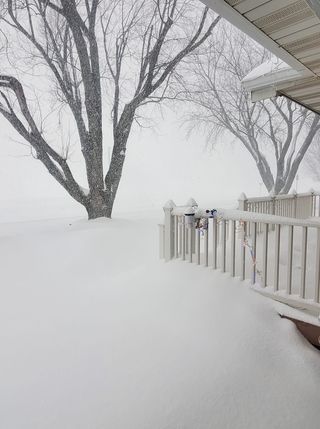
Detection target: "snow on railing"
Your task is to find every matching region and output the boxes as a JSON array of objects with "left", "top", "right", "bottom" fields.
[
  {"left": 239, "top": 191, "right": 320, "bottom": 219},
  {"left": 159, "top": 199, "right": 320, "bottom": 314}
]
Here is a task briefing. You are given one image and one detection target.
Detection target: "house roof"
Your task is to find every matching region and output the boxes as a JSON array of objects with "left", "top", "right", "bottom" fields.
[{"left": 201, "top": 0, "right": 320, "bottom": 114}]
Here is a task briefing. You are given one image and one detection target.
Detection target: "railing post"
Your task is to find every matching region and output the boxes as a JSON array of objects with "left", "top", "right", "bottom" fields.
[
  {"left": 300, "top": 226, "right": 308, "bottom": 298},
  {"left": 238, "top": 193, "right": 247, "bottom": 211},
  {"left": 189, "top": 229, "right": 193, "bottom": 263},
  {"left": 163, "top": 200, "right": 175, "bottom": 262},
  {"left": 287, "top": 225, "right": 293, "bottom": 295},
  {"left": 184, "top": 205, "right": 196, "bottom": 262},
  {"left": 274, "top": 224, "right": 280, "bottom": 291},
  {"left": 185, "top": 199, "right": 198, "bottom": 258},
  {"left": 196, "top": 228, "right": 201, "bottom": 265}
]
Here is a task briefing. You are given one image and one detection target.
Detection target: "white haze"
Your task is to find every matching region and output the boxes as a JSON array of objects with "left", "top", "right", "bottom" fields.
[
  {"left": 0, "top": 108, "right": 317, "bottom": 221},
  {"left": 0, "top": 17, "right": 317, "bottom": 219}
]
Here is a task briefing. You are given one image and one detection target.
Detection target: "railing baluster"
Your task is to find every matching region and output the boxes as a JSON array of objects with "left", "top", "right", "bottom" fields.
[
  {"left": 262, "top": 223, "right": 269, "bottom": 287},
  {"left": 287, "top": 225, "right": 293, "bottom": 295},
  {"left": 182, "top": 217, "right": 186, "bottom": 261},
  {"left": 274, "top": 224, "right": 280, "bottom": 291},
  {"left": 196, "top": 228, "right": 201, "bottom": 265},
  {"left": 185, "top": 228, "right": 189, "bottom": 255},
  {"left": 312, "top": 194, "right": 316, "bottom": 217},
  {"left": 226, "top": 220, "right": 229, "bottom": 241},
  {"left": 174, "top": 216, "right": 178, "bottom": 258},
  {"left": 212, "top": 218, "right": 217, "bottom": 269},
  {"left": 189, "top": 226, "right": 193, "bottom": 263},
  {"left": 300, "top": 226, "right": 308, "bottom": 298},
  {"left": 230, "top": 220, "right": 236, "bottom": 277},
  {"left": 221, "top": 219, "right": 226, "bottom": 272},
  {"left": 192, "top": 227, "right": 196, "bottom": 254},
  {"left": 204, "top": 227, "right": 208, "bottom": 267},
  {"left": 240, "top": 222, "right": 246, "bottom": 281},
  {"left": 178, "top": 217, "right": 182, "bottom": 257},
  {"left": 251, "top": 222, "right": 257, "bottom": 284},
  {"left": 315, "top": 227, "right": 320, "bottom": 303}
]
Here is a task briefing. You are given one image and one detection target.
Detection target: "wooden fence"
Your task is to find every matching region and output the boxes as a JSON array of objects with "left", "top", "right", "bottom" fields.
[{"left": 159, "top": 199, "right": 320, "bottom": 314}]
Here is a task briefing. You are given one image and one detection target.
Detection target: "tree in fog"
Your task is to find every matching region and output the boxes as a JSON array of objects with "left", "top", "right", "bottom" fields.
[
  {"left": 183, "top": 23, "right": 320, "bottom": 195},
  {"left": 0, "top": 0, "right": 219, "bottom": 218},
  {"left": 304, "top": 133, "right": 320, "bottom": 182}
]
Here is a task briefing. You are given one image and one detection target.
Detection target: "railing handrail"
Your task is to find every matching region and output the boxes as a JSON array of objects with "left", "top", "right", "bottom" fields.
[{"left": 171, "top": 207, "right": 320, "bottom": 228}]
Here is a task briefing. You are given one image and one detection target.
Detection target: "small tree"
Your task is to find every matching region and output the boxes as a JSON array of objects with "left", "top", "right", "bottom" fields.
[
  {"left": 183, "top": 23, "right": 320, "bottom": 195},
  {"left": 0, "top": 0, "right": 220, "bottom": 218}
]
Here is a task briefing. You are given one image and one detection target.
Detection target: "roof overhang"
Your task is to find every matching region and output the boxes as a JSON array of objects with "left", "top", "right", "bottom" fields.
[{"left": 200, "top": 0, "right": 320, "bottom": 114}]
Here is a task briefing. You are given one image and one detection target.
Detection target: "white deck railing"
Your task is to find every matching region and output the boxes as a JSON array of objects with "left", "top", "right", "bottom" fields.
[
  {"left": 239, "top": 191, "right": 320, "bottom": 219},
  {"left": 159, "top": 199, "right": 320, "bottom": 314}
]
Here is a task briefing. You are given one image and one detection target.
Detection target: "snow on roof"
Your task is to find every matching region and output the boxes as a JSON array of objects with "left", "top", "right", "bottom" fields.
[
  {"left": 242, "top": 58, "right": 306, "bottom": 92},
  {"left": 243, "top": 58, "right": 291, "bottom": 83}
]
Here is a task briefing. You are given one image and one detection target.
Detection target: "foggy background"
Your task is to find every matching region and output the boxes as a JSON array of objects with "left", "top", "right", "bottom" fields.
[
  {"left": 0, "top": 106, "right": 317, "bottom": 222},
  {"left": 0, "top": 4, "right": 317, "bottom": 224}
]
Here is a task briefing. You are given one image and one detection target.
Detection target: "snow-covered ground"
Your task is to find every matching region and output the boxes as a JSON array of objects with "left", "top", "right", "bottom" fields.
[{"left": 1, "top": 201, "right": 320, "bottom": 429}]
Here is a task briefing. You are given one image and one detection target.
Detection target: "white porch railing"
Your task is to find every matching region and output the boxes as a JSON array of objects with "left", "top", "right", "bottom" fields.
[
  {"left": 159, "top": 199, "right": 320, "bottom": 314},
  {"left": 239, "top": 191, "right": 320, "bottom": 219}
]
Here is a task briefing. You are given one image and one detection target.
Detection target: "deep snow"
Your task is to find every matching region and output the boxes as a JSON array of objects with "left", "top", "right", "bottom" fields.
[{"left": 1, "top": 203, "right": 320, "bottom": 429}]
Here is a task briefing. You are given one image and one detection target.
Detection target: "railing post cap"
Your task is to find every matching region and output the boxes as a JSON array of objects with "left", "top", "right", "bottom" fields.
[
  {"left": 163, "top": 200, "right": 176, "bottom": 210},
  {"left": 238, "top": 193, "right": 247, "bottom": 201},
  {"left": 291, "top": 189, "right": 297, "bottom": 195},
  {"left": 310, "top": 188, "right": 315, "bottom": 194},
  {"left": 185, "top": 197, "right": 198, "bottom": 207},
  {"left": 184, "top": 206, "right": 195, "bottom": 215}
]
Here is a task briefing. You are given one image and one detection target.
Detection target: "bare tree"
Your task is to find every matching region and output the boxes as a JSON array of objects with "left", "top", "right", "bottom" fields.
[
  {"left": 183, "top": 24, "right": 320, "bottom": 195},
  {"left": 304, "top": 133, "right": 320, "bottom": 182},
  {"left": 0, "top": 0, "right": 220, "bottom": 218}
]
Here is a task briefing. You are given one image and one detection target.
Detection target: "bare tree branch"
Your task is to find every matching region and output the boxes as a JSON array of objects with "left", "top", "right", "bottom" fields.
[
  {"left": 181, "top": 22, "right": 320, "bottom": 195},
  {"left": 0, "top": 0, "right": 219, "bottom": 218}
]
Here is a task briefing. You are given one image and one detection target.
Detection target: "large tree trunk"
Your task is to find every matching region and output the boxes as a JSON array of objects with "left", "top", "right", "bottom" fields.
[
  {"left": 85, "top": 194, "right": 111, "bottom": 220},
  {"left": 104, "top": 146, "right": 127, "bottom": 218},
  {"left": 255, "top": 159, "right": 274, "bottom": 194},
  {"left": 103, "top": 105, "right": 135, "bottom": 218}
]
